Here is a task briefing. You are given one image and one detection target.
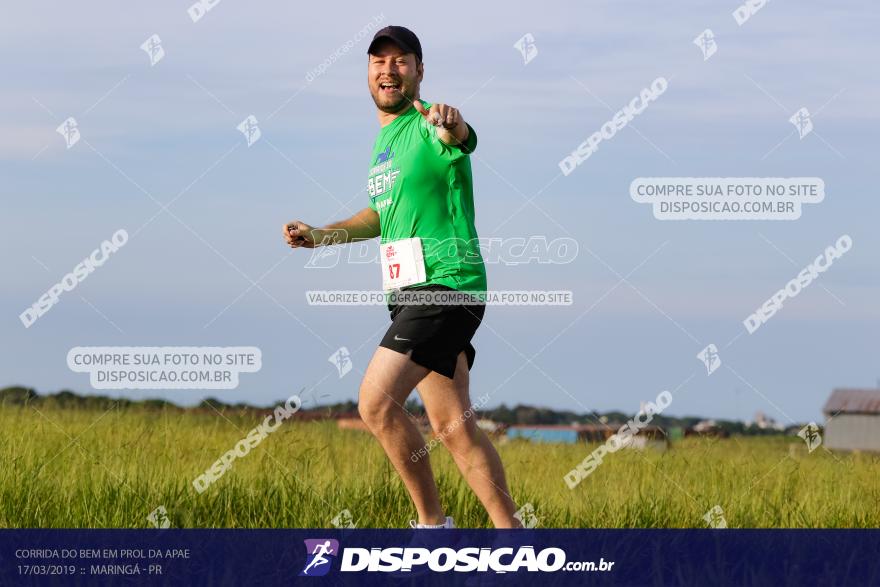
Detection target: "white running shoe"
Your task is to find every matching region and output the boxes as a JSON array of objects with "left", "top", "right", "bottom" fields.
[{"left": 409, "top": 516, "right": 455, "bottom": 529}]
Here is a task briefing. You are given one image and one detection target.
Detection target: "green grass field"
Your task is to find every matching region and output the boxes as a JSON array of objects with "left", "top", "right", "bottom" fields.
[{"left": 2, "top": 404, "right": 879, "bottom": 528}]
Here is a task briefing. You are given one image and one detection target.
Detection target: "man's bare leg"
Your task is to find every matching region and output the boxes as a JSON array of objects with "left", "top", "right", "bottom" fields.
[
  {"left": 417, "top": 352, "right": 521, "bottom": 528},
  {"left": 358, "top": 347, "right": 446, "bottom": 525}
]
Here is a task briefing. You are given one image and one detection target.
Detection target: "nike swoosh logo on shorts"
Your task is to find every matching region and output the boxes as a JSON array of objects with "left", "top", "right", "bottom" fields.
[{"left": 394, "top": 335, "right": 410, "bottom": 342}]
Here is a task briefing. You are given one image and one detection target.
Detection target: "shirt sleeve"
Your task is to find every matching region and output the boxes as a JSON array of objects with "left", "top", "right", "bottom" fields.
[
  {"left": 421, "top": 121, "right": 478, "bottom": 162},
  {"left": 416, "top": 100, "right": 478, "bottom": 160},
  {"left": 447, "top": 123, "right": 477, "bottom": 154}
]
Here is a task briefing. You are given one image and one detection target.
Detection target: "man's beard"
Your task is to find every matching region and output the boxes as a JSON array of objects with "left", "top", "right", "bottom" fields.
[{"left": 370, "top": 83, "right": 416, "bottom": 114}]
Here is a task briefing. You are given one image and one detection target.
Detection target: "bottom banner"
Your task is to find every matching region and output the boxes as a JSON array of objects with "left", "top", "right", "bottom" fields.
[{"left": 2, "top": 529, "right": 879, "bottom": 585}]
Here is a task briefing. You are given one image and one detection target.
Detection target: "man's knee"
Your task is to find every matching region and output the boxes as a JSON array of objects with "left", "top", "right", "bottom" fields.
[
  {"left": 358, "top": 385, "right": 398, "bottom": 432},
  {"left": 435, "top": 417, "right": 479, "bottom": 449}
]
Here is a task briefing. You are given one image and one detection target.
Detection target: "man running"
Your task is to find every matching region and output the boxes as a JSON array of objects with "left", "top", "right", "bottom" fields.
[
  {"left": 302, "top": 541, "right": 334, "bottom": 575},
  {"left": 283, "top": 26, "right": 520, "bottom": 529}
]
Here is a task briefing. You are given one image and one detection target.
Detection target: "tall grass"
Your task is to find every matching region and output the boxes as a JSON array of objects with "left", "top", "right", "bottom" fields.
[{"left": 1, "top": 405, "right": 878, "bottom": 528}]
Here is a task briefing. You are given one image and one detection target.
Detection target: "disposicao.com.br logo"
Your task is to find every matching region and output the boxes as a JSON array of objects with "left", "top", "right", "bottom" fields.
[
  {"left": 298, "top": 539, "right": 613, "bottom": 575},
  {"left": 300, "top": 539, "right": 339, "bottom": 577}
]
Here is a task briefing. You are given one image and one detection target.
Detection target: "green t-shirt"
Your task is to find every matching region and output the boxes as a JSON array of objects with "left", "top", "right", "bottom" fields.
[{"left": 367, "top": 100, "right": 487, "bottom": 293}]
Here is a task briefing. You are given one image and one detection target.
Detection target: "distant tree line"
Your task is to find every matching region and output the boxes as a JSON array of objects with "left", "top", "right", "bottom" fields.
[{"left": 0, "top": 386, "right": 797, "bottom": 435}]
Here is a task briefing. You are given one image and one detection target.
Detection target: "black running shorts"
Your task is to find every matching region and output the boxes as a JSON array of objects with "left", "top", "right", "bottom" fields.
[{"left": 379, "top": 285, "right": 486, "bottom": 379}]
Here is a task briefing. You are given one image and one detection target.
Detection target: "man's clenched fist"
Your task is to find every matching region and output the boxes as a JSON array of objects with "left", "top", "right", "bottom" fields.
[
  {"left": 283, "top": 221, "right": 319, "bottom": 248},
  {"left": 413, "top": 100, "right": 470, "bottom": 146}
]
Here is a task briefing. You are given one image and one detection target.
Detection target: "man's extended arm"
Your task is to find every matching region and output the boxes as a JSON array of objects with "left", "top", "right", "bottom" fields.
[
  {"left": 413, "top": 100, "right": 472, "bottom": 149},
  {"left": 283, "top": 207, "right": 380, "bottom": 249}
]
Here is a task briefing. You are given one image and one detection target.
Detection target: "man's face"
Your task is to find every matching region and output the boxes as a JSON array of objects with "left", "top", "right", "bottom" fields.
[{"left": 368, "top": 39, "right": 422, "bottom": 114}]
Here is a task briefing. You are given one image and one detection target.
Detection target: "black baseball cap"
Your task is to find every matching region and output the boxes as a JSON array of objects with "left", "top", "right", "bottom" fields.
[{"left": 367, "top": 26, "right": 422, "bottom": 62}]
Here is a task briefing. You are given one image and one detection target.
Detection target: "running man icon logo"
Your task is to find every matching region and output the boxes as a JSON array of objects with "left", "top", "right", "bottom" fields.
[
  {"left": 513, "top": 502, "right": 539, "bottom": 528},
  {"left": 146, "top": 506, "right": 171, "bottom": 529},
  {"left": 56, "top": 117, "right": 80, "bottom": 149},
  {"left": 513, "top": 33, "right": 538, "bottom": 65},
  {"left": 140, "top": 34, "right": 165, "bottom": 66},
  {"left": 703, "top": 505, "right": 728, "bottom": 529},
  {"left": 237, "top": 115, "right": 261, "bottom": 147},
  {"left": 300, "top": 539, "right": 339, "bottom": 577},
  {"left": 789, "top": 107, "right": 813, "bottom": 139},
  {"left": 330, "top": 509, "right": 356, "bottom": 529},
  {"left": 693, "top": 29, "right": 717, "bottom": 61},
  {"left": 798, "top": 422, "right": 822, "bottom": 453},
  {"left": 696, "top": 344, "right": 721, "bottom": 375},
  {"left": 328, "top": 347, "right": 352, "bottom": 378},
  {"left": 305, "top": 245, "right": 340, "bottom": 269}
]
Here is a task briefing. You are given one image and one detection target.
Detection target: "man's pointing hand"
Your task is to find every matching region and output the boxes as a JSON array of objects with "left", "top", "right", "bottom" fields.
[{"left": 413, "top": 100, "right": 470, "bottom": 146}]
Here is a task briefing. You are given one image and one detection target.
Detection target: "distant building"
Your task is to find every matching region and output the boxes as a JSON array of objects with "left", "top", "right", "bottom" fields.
[
  {"left": 752, "top": 411, "right": 784, "bottom": 431},
  {"left": 823, "top": 388, "right": 880, "bottom": 452},
  {"left": 687, "top": 419, "right": 729, "bottom": 438},
  {"left": 477, "top": 419, "right": 503, "bottom": 434}
]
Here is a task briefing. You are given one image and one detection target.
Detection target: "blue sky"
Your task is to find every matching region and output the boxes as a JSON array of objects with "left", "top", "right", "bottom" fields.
[{"left": 2, "top": 1, "right": 878, "bottom": 424}]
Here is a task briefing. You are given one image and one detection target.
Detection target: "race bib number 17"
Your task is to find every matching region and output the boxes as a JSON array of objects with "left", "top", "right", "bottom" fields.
[{"left": 381, "top": 237, "right": 427, "bottom": 291}]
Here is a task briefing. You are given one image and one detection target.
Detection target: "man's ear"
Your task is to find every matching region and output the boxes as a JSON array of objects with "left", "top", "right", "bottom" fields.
[{"left": 417, "top": 60, "right": 424, "bottom": 83}]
